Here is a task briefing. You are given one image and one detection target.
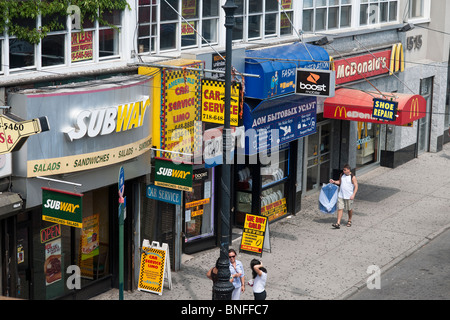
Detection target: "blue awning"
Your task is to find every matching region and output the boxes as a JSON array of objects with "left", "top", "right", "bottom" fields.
[{"left": 245, "top": 42, "right": 330, "bottom": 100}]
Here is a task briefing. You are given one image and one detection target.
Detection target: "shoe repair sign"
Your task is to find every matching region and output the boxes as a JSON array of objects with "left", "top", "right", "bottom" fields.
[{"left": 240, "top": 214, "right": 267, "bottom": 256}]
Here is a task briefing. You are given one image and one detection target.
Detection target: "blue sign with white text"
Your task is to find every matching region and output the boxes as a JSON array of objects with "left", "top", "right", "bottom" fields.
[
  {"left": 146, "top": 184, "right": 182, "bottom": 205},
  {"left": 242, "top": 95, "right": 317, "bottom": 155},
  {"left": 372, "top": 98, "right": 398, "bottom": 121}
]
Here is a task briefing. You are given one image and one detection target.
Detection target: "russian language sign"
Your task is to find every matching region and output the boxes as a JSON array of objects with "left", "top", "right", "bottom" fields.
[
  {"left": 42, "top": 188, "right": 83, "bottom": 228},
  {"left": 240, "top": 214, "right": 268, "bottom": 255},
  {"left": 243, "top": 95, "right": 317, "bottom": 155}
]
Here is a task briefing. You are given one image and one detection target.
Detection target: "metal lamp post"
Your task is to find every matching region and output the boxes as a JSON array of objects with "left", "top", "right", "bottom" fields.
[{"left": 212, "top": 0, "right": 237, "bottom": 300}]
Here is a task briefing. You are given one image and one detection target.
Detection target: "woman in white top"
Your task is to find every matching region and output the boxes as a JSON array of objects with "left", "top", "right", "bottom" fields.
[{"left": 250, "top": 259, "right": 267, "bottom": 300}]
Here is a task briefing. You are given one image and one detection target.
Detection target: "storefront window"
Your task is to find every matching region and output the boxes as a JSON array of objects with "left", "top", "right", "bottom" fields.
[
  {"left": 360, "top": 0, "right": 398, "bottom": 26},
  {"left": 9, "top": 38, "right": 35, "bottom": 69},
  {"left": 184, "top": 168, "right": 214, "bottom": 242},
  {"left": 356, "top": 122, "right": 380, "bottom": 169},
  {"left": 305, "top": 121, "right": 331, "bottom": 193},
  {"left": 32, "top": 187, "right": 110, "bottom": 300},
  {"left": 236, "top": 144, "right": 290, "bottom": 223},
  {"left": 99, "top": 10, "right": 121, "bottom": 59},
  {"left": 42, "top": 34, "right": 65, "bottom": 67},
  {"left": 138, "top": 0, "right": 220, "bottom": 53},
  {"left": 303, "top": 0, "right": 352, "bottom": 32},
  {"left": 231, "top": 0, "right": 293, "bottom": 42},
  {"left": 0, "top": 40, "right": 2, "bottom": 73}
]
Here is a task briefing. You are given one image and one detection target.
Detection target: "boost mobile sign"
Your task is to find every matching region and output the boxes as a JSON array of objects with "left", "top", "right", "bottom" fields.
[{"left": 295, "top": 68, "right": 335, "bottom": 98}]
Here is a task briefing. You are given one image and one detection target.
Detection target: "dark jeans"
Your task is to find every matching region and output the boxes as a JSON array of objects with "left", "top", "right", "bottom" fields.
[{"left": 253, "top": 290, "right": 266, "bottom": 300}]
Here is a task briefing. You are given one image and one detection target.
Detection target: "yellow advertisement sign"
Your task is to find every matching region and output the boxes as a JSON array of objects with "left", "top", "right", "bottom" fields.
[
  {"left": 138, "top": 246, "right": 167, "bottom": 295},
  {"left": 71, "top": 31, "right": 93, "bottom": 62},
  {"left": 201, "top": 79, "right": 241, "bottom": 126},
  {"left": 261, "top": 198, "right": 287, "bottom": 222},
  {"left": 81, "top": 214, "right": 99, "bottom": 261},
  {"left": 162, "top": 67, "right": 201, "bottom": 159},
  {"left": 240, "top": 214, "right": 267, "bottom": 255}
]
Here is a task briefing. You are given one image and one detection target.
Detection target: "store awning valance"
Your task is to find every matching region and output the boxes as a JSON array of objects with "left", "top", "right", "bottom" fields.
[
  {"left": 0, "top": 192, "right": 23, "bottom": 219},
  {"left": 245, "top": 42, "right": 330, "bottom": 100},
  {"left": 323, "top": 88, "right": 426, "bottom": 126}
]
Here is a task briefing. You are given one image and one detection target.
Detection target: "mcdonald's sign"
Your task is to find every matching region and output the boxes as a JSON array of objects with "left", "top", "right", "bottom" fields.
[
  {"left": 410, "top": 98, "right": 420, "bottom": 119},
  {"left": 334, "top": 106, "right": 347, "bottom": 118},
  {"left": 390, "top": 43, "right": 405, "bottom": 74},
  {"left": 333, "top": 43, "right": 405, "bottom": 84}
]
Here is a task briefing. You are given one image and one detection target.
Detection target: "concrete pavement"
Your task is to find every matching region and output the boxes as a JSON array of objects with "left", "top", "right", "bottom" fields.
[{"left": 93, "top": 143, "right": 450, "bottom": 300}]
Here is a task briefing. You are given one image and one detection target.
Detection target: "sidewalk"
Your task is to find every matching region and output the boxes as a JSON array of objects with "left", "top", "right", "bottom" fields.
[{"left": 93, "top": 143, "right": 450, "bottom": 300}]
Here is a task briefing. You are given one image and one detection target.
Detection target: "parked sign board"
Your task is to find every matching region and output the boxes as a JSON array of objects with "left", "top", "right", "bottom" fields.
[{"left": 240, "top": 214, "right": 268, "bottom": 256}]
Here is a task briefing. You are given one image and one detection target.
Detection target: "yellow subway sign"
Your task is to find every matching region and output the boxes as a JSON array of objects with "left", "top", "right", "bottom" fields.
[{"left": 42, "top": 187, "right": 83, "bottom": 228}]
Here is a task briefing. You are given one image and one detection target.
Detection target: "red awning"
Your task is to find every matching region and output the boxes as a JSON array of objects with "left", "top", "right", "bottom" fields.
[{"left": 323, "top": 88, "right": 426, "bottom": 126}]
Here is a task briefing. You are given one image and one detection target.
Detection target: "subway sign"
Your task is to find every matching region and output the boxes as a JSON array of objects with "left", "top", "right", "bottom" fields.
[
  {"left": 154, "top": 158, "right": 193, "bottom": 192},
  {"left": 42, "top": 188, "right": 83, "bottom": 228}
]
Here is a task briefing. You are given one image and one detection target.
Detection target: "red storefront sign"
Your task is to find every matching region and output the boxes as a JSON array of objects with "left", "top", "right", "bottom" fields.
[{"left": 333, "top": 50, "right": 391, "bottom": 85}]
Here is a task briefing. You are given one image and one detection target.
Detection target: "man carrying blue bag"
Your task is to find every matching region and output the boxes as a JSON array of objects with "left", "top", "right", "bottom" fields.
[{"left": 319, "top": 183, "right": 339, "bottom": 214}]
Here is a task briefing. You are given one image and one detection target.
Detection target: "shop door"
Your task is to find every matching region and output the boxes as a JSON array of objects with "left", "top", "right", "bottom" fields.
[
  {"left": 16, "top": 221, "right": 32, "bottom": 299},
  {"left": 157, "top": 201, "right": 175, "bottom": 270},
  {"left": 304, "top": 121, "right": 332, "bottom": 194},
  {"left": 418, "top": 77, "right": 433, "bottom": 154}
]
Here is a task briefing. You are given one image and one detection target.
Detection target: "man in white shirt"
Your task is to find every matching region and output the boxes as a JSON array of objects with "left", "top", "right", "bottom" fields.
[{"left": 329, "top": 164, "right": 358, "bottom": 229}]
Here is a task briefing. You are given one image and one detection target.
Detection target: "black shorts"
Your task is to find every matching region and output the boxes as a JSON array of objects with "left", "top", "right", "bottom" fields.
[{"left": 253, "top": 290, "right": 266, "bottom": 300}]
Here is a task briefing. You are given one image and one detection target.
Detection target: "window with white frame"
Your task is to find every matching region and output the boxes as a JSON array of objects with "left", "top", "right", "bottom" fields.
[
  {"left": 233, "top": 0, "right": 294, "bottom": 41},
  {"left": 302, "top": 0, "right": 352, "bottom": 33},
  {"left": 138, "top": 0, "right": 220, "bottom": 54},
  {"left": 360, "top": 0, "right": 398, "bottom": 26},
  {"left": 3, "top": 9, "right": 122, "bottom": 73},
  {"left": 0, "top": 38, "right": 3, "bottom": 73},
  {"left": 408, "top": 0, "right": 424, "bottom": 18}
]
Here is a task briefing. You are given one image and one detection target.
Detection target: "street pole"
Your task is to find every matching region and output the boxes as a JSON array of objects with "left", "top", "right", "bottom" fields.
[
  {"left": 212, "top": 0, "right": 237, "bottom": 300},
  {"left": 118, "top": 167, "right": 125, "bottom": 300}
]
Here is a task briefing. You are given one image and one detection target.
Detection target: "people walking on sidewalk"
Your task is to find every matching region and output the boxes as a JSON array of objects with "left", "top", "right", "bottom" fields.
[
  {"left": 206, "top": 258, "right": 220, "bottom": 299},
  {"left": 329, "top": 164, "right": 358, "bottom": 229},
  {"left": 229, "top": 249, "right": 245, "bottom": 300},
  {"left": 249, "top": 259, "right": 267, "bottom": 300}
]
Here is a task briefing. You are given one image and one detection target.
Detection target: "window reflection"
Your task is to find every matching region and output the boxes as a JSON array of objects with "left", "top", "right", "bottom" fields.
[{"left": 42, "top": 35, "right": 65, "bottom": 67}]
